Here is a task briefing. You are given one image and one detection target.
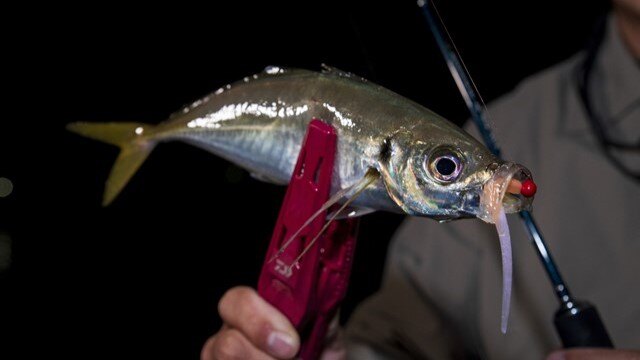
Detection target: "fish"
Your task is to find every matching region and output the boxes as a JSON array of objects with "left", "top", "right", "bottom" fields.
[
  {"left": 67, "top": 65, "right": 534, "bottom": 223},
  {"left": 68, "top": 65, "right": 537, "bottom": 333}
]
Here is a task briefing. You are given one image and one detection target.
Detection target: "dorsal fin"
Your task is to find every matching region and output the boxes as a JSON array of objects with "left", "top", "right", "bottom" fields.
[{"left": 321, "top": 64, "right": 370, "bottom": 85}]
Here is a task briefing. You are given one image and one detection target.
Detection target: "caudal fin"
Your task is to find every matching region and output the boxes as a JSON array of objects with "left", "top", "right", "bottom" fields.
[{"left": 67, "top": 122, "right": 156, "bottom": 206}]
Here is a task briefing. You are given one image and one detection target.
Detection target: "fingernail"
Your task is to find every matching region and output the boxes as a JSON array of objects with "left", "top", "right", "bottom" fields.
[{"left": 267, "top": 331, "right": 296, "bottom": 358}]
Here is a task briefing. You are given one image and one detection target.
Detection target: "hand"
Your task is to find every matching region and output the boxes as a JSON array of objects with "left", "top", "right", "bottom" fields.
[
  {"left": 546, "top": 348, "right": 640, "bottom": 360},
  {"left": 201, "top": 286, "right": 300, "bottom": 359}
]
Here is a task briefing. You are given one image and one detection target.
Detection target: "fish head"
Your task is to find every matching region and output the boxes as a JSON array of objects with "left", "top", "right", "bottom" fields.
[{"left": 378, "top": 127, "right": 535, "bottom": 223}]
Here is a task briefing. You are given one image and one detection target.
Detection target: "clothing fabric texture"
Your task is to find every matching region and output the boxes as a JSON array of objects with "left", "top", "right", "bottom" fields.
[{"left": 345, "top": 16, "right": 640, "bottom": 360}]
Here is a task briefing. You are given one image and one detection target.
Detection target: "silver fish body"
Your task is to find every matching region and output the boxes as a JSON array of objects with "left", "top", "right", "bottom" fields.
[
  {"left": 69, "top": 66, "right": 533, "bottom": 221},
  {"left": 153, "top": 67, "right": 405, "bottom": 212}
]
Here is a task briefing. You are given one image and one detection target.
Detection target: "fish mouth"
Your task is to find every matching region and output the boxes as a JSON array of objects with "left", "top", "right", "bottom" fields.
[{"left": 477, "top": 162, "right": 535, "bottom": 224}]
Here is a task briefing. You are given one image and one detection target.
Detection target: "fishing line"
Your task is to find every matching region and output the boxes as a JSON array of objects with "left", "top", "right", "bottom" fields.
[
  {"left": 419, "top": 0, "right": 584, "bottom": 335},
  {"left": 270, "top": 168, "right": 379, "bottom": 264},
  {"left": 430, "top": 2, "right": 491, "bottom": 117},
  {"left": 269, "top": 188, "right": 352, "bottom": 263},
  {"left": 286, "top": 169, "right": 379, "bottom": 272},
  {"left": 418, "top": 0, "right": 502, "bottom": 157},
  {"left": 419, "top": 0, "right": 514, "bottom": 332}
]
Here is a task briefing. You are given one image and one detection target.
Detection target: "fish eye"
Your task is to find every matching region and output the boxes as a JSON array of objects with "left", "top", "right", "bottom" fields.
[{"left": 426, "top": 149, "right": 463, "bottom": 183}]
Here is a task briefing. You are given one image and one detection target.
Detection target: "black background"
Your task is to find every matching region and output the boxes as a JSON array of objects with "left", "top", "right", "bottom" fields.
[{"left": 0, "top": 1, "right": 609, "bottom": 358}]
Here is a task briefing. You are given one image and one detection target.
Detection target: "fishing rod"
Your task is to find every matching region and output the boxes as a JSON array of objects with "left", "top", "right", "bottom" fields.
[{"left": 418, "top": 0, "right": 613, "bottom": 348}]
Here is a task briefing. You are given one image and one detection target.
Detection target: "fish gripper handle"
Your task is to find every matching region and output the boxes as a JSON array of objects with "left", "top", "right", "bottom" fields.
[{"left": 257, "top": 119, "right": 360, "bottom": 360}]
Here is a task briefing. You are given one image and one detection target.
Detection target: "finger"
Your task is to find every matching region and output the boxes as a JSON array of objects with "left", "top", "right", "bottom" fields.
[
  {"left": 218, "top": 286, "right": 299, "bottom": 359},
  {"left": 547, "top": 348, "right": 640, "bottom": 360},
  {"left": 201, "top": 328, "right": 275, "bottom": 360}
]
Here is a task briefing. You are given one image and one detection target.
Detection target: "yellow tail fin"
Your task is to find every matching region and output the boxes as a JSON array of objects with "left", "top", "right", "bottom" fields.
[{"left": 67, "top": 122, "right": 156, "bottom": 206}]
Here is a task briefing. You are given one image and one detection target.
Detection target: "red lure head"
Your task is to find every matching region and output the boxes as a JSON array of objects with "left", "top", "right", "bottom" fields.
[{"left": 520, "top": 179, "right": 537, "bottom": 198}]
